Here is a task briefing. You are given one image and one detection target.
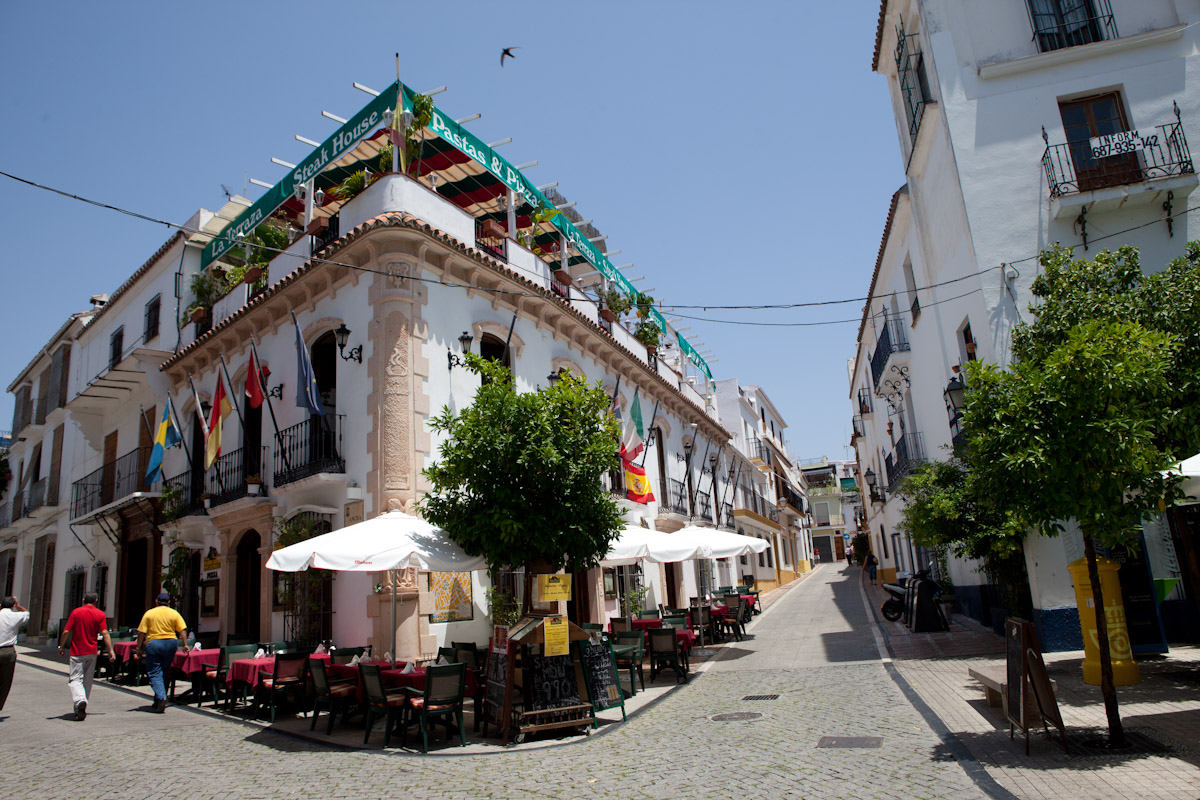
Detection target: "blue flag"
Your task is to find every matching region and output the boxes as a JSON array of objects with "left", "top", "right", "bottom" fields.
[
  {"left": 293, "top": 312, "right": 326, "bottom": 416},
  {"left": 145, "top": 398, "right": 181, "bottom": 484}
]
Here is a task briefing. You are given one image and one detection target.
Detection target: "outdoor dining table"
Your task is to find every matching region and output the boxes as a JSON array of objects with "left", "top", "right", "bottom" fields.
[
  {"left": 323, "top": 661, "right": 479, "bottom": 704},
  {"left": 112, "top": 640, "right": 138, "bottom": 661},
  {"left": 173, "top": 647, "right": 221, "bottom": 675},
  {"left": 227, "top": 656, "right": 277, "bottom": 688}
]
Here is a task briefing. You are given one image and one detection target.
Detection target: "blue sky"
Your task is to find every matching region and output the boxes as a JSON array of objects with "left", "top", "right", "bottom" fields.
[{"left": 0, "top": 1, "right": 903, "bottom": 463}]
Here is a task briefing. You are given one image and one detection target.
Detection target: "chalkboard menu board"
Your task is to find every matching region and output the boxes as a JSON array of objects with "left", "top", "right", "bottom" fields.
[
  {"left": 529, "top": 653, "right": 580, "bottom": 710},
  {"left": 1005, "top": 619, "right": 1026, "bottom": 732},
  {"left": 577, "top": 639, "right": 625, "bottom": 716},
  {"left": 483, "top": 646, "right": 510, "bottom": 730}
]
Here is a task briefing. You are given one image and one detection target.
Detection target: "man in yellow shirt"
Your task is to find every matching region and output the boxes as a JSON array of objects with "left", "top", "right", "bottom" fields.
[{"left": 134, "top": 592, "right": 188, "bottom": 712}]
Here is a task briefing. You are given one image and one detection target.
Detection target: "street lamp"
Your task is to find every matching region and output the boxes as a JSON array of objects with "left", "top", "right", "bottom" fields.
[
  {"left": 943, "top": 376, "right": 966, "bottom": 417},
  {"left": 447, "top": 331, "right": 474, "bottom": 370},
  {"left": 334, "top": 323, "right": 362, "bottom": 363},
  {"left": 864, "top": 467, "right": 876, "bottom": 488}
]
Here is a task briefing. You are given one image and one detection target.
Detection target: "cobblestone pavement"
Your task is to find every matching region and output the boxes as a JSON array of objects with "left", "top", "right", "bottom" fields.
[{"left": 1, "top": 566, "right": 985, "bottom": 800}]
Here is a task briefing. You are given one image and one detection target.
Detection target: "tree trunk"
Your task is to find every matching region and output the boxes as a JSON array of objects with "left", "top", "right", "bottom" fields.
[{"left": 1082, "top": 533, "right": 1126, "bottom": 746}]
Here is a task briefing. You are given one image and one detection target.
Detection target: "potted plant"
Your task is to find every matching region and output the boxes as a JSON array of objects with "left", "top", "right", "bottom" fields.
[
  {"left": 245, "top": 474, "right": 263, "bottom": 496},
  {"left": 553, "top": 267, "right": 572, "bottom": 286},
  {"left": 480, "top": 218, "right": 507, "bottom": 239},
  {"left": 243, "top": 265, "right": 262, "bottom": 285},
  {"left": 160, "top": 484, "right": 184, "bottom": 523},
  {"left": 599, "top": 302, "right": 618, "bottom": 324},
  {"left": 634, "top": 320, "right": 662, "bottom": 353}
]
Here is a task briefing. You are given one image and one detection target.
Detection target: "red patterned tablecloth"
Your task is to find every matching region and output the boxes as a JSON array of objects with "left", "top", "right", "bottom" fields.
[
  {"left": 227, "top": 656, "right": 277, "bottom": 687},
  {"left": 173, "top": 648, "right": 221, "bottom": 675}
]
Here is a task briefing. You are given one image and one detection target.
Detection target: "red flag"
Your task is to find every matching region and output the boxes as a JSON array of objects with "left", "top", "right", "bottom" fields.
[
  {"left": 246, "top": 349, "right": 266, "bottom": 409},
  {"left": 623, "top": 457, "right": 655, "bottom": 504}
]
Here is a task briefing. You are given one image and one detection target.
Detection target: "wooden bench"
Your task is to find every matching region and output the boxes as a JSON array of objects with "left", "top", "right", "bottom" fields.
[{"left": 968, "top": 665, "right": 1055, "bottom": 728}]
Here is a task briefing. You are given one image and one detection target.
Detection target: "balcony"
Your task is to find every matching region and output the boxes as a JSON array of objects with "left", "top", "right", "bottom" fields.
[
  {"left": 665, "top": 478, "right": 689, "bottom": 516},
  {"left": 807, "top": 482, "right": 841, "bottom": 497},
  {"left": 813, "top": 512, "right": 846, "bottom": 528},
  {"left": 71, "top": 447, "right": 155, "bottom": 521},
  {"left": 1027, "top": 0, "right": 1116, "bottom": 54},
  {"left": 272, "top": 416, "right": 344, "bottom": 488},
  {"left": 695, "top": 490, "right": 712, "bottom": 522},
  {"left": 870, "top": 314, "right": 910, "bottom": 387},
  {"left": 311, "top": 212, "right": 340, "bottom": 253},
  {"left": 852, "top": 414, "right": 865, "bottom": 439},
  {"left": 749, "top": 438, "right": 772, "bottom": 466},
  {"left": 857, "top": 388, "right": 873, "bottom": 415},
  {"left": 607, "top": 468, "right": 626, "bottom": 500},
  {"left": 31, "top": 396, "right": 47, "bottom": 427},
  {"left": 1043, "top": 117, "right": 1194, "bottom": 203},
  {"left": 24, "top": 478, "right": 47, "bottom": 515},
  {"left": 162, "top": 470, "right": 208, "bottom": 519},
  {"left": 885, "top": 432, "right": 927, "bottom": 488},
  {"left": 475, "top": 219, "right": 508, "bottom": 262},
  {"left": 720, "top": 502, "right": 735, "bottom": 530},
  {"left": 208, "top": 446, "right": 268, "bottom": 508}
]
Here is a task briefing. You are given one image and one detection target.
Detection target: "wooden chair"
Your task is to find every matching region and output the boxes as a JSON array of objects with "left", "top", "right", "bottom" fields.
[
  {"left": 308, "top": 657, "right": 356, "bottom": 735},
  {"left": 401, "top": 662, "right": 468, "bottom": 753},
  {"left": 361, "top": 664, "right": 408, "bottom": 747},
  {"left": 720, "top": 597, "right": 747, "bottom": 642},
  {"left": 690, "top": 605, "right": 714, "bottom": 647},
  {"left": 638, "top": 609, "right": 661, "bottom": 619},
  {"left": 662, "top": 615, "right": 687, "bottom": 630},
  {"left": 329, "top": 646, "right": 367, "bottom": 665},
  {"left": 199, "top": 643, "right": 257, "bottom": 708},
  {"left": 610, "top": 616, "right": 631, "bottom": 633},
  {"left": 253, "top": 652, "right": 309, "bottom": 722},
  {"left": 450, "top": 641, "right": 482, "bottom": 669},
  {"left": 647, "top": 628, "right": 687, "bottom": 684},
  {"left": 225, "top": 634, "right": 254, "bottom": 646},
  {"left": 614, "top": 630, "right": 646, "bottom": 697}
]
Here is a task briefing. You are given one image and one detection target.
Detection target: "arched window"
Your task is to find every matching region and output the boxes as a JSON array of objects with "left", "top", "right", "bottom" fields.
[{"left": 479, "top": 333, "right": 510, "bottom": 368}]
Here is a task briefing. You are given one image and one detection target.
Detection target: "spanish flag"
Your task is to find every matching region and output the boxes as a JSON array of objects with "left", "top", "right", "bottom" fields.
[
  {"left": 204, "top": 376, "right": 234, "bottom": 469},
  {"left": 623, "top": 457, "right": 654, "bottom": 504}
]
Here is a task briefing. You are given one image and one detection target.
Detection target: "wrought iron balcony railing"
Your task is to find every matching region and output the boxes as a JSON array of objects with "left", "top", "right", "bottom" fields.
[
  {"left": 857, "top": 388, "right": 873, "bottom": 415},
  {"left": 813, "top": 512, "right": 846, "bottom": 527},
  {"left": 313, "top": 212, "right": 340, "bottom": 252},
  {"left": 1043, "top": 117, "right": 1193, "bottom": 198},
  {"left": 852, "top": 414, "right": 866, "bottom": 439},
  {"left": 720, "top": 502, "right": 735, "bottom": 530},
  {"left": 666, "top": 478, "right": 689, "bottom": 516},
  {"left": 749, "top": 437, "right": 772, "bottom": 464},
  {"left": 208, "top": 446, "right": 269, "bottom": 507},
  {"left": 1026, "top": 0, "right": 1117, "bottom": 53},
  {"left": 885, "top": 432, "right": 926, "bottom": 488},
  {"left": 694, "top": 490, "right": 712, "bottom": 522},
  {"left": 869, "top": 314, "right": 910, "bottom": 386},
  {"left": 273, "top": 416, "right": 344, "bottom": 488},
  {"left": 895, "top": 25, "right": 929, "bottom": 143},
  {"left": 163, "top": 470, "right": 208, "bottom": 519},
  {"left": 24, "top": 478, "right": 47, "bottom": 515},
  {"left": 71, "top": 447, "right": 154, "bottom": 520},
  {"left": 607, "top": 468, "right": 626, "bottom": 499}
]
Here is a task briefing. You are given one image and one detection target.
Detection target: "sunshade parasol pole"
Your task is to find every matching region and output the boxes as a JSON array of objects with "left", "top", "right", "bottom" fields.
[{"left": 390, "top": 568, "right": 397, "bottom": 668}]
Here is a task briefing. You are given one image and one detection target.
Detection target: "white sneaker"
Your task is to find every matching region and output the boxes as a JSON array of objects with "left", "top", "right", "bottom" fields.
[{"left": 75, "top": 700, "right": 87, "bottom": 721}]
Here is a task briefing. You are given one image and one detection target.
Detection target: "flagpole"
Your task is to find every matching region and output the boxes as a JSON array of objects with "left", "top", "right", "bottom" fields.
[
  {"left": 188, "top": 374, "right": 226, "bottom": 495},
  {"left": 251, "top": 336, "right": 292, "bottom": 477},
  {"left": 693, "top": 433, "right": 711, "bottom": 522},
  {"left": 167, "top": 395, "right": 195, "bottom": 476},
  {"left": 218, "top": 355, "right": 246, "bottom": 433},
  {"left": 500, "top": 313, "right": 517, "bottom": 373},
  {"left": 137, "top": 405, "right": 156, "bottom": 489},
  {"left": 636, "top": 399, "right": 660, "bottom": 470}
]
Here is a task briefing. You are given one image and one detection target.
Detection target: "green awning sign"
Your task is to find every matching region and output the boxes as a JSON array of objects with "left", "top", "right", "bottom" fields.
[
  {"left": 676, "top": 332, "right": 712, "bottom": 380},
  {"left": 201, "top": 81, "right": 402, "bottom": 269}
]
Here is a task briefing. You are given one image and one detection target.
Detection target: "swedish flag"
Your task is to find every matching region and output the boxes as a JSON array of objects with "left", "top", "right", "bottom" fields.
[{"left": 145, "top": 398, "right": 182, "bottom": 484}]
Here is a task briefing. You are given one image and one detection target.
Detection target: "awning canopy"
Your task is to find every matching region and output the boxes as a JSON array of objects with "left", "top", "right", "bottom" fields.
[
  {"left": 266, "top": 510, "right": 485, "bottom": 573},
  {"left": 600, "top": 525, "right": 714, "bottom": 566},
  {"left": 672, "top": 524, "right": 772, "bottom": 560},
  {"left": 1165, "top": 453, "right": 1200, "bottom": 505}
]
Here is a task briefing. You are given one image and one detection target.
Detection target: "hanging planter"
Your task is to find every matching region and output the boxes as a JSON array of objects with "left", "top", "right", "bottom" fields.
[
  {"left": 243, "top": 266, "right": 262, "bottom": 285},
  {"left": 599, "top": 306, "right": 617, "bottom": 323},
  {"left": 190, "top": 307, "right": 209, "bottom": 325},
  {"left": 480, "top": 218, "right": 507, "bottom": 239},
  {"left": 964, "top": 341, "right": 977, "bottom": 356},
  {"left": 553, "top": 268, "right": 572, "bottom": 286}
]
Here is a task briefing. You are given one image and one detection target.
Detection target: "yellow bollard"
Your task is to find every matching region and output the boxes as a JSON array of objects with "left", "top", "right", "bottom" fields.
[{"left": 1067, "top": 556, "right": 1141, "bottom": 686}]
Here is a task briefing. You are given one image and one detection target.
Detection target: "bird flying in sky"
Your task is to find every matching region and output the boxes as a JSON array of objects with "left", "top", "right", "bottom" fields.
[{"left": 501, "top": 47, "right": 519, "bottom": 66}]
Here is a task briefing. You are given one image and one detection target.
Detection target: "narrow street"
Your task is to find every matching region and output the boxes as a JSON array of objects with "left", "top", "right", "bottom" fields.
[{"left": 1, "top": 565, "right": 985, "bottom": 800}]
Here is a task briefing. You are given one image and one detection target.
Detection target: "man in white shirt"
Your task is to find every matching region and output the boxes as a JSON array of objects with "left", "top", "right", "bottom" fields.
[{"left": 0, "top": 596, "right": 30, "bottom": 712}]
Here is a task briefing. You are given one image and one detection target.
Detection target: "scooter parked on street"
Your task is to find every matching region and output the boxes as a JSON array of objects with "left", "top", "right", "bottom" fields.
[{"left": 880, "top": 570, "right": 941, "bottom": 621}]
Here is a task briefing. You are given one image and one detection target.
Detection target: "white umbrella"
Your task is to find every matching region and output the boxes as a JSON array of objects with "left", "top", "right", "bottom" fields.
[
  {"left": 266, "top": 510, "right": 485, "bottom": 573},
  {"left": 1164, "top": 453, "right": 1200, "bottom": 505},
  {"left": 266, "top": 511, "right": 485, "bottom": 664},
  {"left": 673, "top": 524, "right": 770, "bottom": 559},
  {"left": 599, "top": 525, "right": 713, "bottom": 566}
]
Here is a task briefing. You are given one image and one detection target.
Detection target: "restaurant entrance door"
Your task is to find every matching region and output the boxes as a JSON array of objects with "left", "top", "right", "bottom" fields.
[{"left": 233, "top": 530, "right": 262, "bottom": 642}]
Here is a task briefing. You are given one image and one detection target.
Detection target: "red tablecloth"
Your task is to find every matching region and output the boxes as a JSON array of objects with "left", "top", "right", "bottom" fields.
[
  {"left": 227, "top": 656, "right": 277, "bottom": 687},
  {"left": 173, "top": 647, "right": 221, "bottom": 675},
  {"left": 113, "top": 641, "right": 138, "bottom": 660}
]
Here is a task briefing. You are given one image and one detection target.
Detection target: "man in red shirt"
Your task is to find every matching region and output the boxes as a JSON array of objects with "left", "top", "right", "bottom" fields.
[{"left": 58, "top": 592, "right": 114, "bottom": 721}]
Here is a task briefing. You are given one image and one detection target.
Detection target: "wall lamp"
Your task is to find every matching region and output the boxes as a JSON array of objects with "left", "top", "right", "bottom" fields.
[
  {"left": 334, "top": 323, "right": 362, "bottom": 363},
  {"left": 547, "top": 367, "right": 567, "bottom": 385},
  {"left": 447, "top": 331, "right": 474, "bottom": 370}
]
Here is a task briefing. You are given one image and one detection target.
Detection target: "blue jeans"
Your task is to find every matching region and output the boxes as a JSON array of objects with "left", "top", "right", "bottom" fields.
[{"left": 144, "top": 639, "right": 178, "bottom": 702}]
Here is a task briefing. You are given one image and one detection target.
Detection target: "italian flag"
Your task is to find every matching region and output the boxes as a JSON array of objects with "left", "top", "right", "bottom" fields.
[{"left": 620, "top": 389, "right": 645, "bottom": 460}]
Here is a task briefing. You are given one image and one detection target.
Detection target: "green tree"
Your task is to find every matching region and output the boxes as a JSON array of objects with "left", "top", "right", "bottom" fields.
[
  {"left": 964, "top": 319, "right": 1179, "bottom": 745},
  {"left": 421, "top": 356, "right": 624, "bottom": 608}
]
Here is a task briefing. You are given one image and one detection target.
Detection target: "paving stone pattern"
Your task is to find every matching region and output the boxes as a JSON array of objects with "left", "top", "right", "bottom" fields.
[{"left": 1, "top": 566, "right": 985, "bottom": 800}]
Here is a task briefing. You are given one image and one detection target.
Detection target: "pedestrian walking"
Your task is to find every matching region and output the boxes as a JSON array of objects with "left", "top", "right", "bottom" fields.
[
  {"left": 58, "top": 592, "right": 115, "bottom": 720},
  {"left": 0, "top": 596, "right": 30, "bottom": 713},
  {"left": 846, "top": 547, "right": 854, "bottom": 566},
  {"left": 864, "top": 553, "right": 878, "bottom": 586},
  {"left": 134, "top": 592, "right": 188, "bottom": 713}
]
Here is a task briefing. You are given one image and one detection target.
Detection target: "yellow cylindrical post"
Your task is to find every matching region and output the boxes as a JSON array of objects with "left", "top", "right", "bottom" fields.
[{"left": 1067, "top": 556, "right": 1141, "bottom": 686}]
